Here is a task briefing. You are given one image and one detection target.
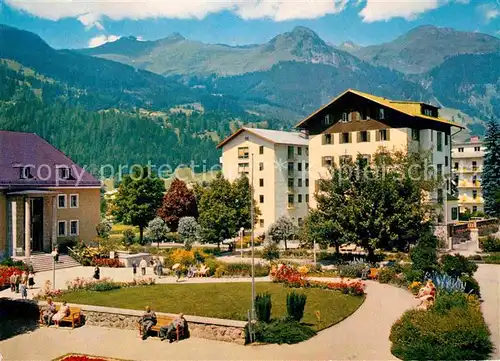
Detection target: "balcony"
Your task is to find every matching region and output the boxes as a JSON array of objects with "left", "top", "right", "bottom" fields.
[
  {"left": 458, "top": 196, "right": 484, "bottom": 204},
  {"left": 458, "top": 180, "right": 481, "bottom": 188},
  {"left": 452, "top": 151, "right": 484, "bottom": 159},
  {"left": 456, "top": 167, "right": 483, "bottom": 174}
]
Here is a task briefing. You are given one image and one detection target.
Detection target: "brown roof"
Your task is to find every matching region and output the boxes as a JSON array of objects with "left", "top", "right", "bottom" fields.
[{"left": 0, "top": 130, "right": 101, "bottom": 189}]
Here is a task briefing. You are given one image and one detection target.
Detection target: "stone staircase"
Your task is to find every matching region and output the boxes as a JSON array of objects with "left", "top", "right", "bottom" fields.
[{"left": 27, "top": 253, "right": 81, "bottom": 273}]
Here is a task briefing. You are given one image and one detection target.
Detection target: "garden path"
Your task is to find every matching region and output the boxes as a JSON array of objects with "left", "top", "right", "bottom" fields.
[
  {"left": 0, "top": 280, "right": 417, "bottom": 360},
  {"left": 475, "top": 264, "right": 500, "bottom": 360}
]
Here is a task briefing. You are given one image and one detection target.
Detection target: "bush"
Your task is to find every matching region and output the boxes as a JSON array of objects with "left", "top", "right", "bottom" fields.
[
  {"left": 377, "top": 267, "right": 397, "bottom": 284},
  {"left": 338, "top": 263, "right": 366, "bottom": 278},
  {"left": 255, "top": 292, "right": 272, "bottom": 323},
  {"left": 254, "top": 319, "right": 316, "bottom": 344},
  {"left": 92, "top": 258, "right": 124, "bottom": 268},
  {"left": 88, "top": 281, "right": 121, "bottom": 292},
  {"left": 401, "top": 267, "right": 423, "bottom": 283},
  {"left": 96, "top": 220, "right": 113, "bottom": 239},
  {"left": 213, "top": 262, "right": 270, "bottom": 277},
  {"left": 440, "top": 254, "right": 478, "bottom": 278},
  {"left": 480, "top": 235, "right": 500, "bottom": 252},
  {"left": 483, "top": 253, "right": 500, "bottom": 264},
  {"left": 262, "top": 243, "right": 280, "bottom": 262},
  {"left": 432, "top": 291, "right": 469, "bottom": 314},
  {"left": 286, "top": 291, "right": 307, "bottom": 322},
  {"left": 0, "top": 257, "right": 25, "bottom": 268},
  {"left": 122, "top": 229, "right": 136, "bottom": 246},
  {"left": 390, "top": 302, "right": 493, "bottom": 360},
  {"left": 425, "top": 271, "right": 466, "bottom": 293},
  {"left": 410, "top": 234, "right": 438, "bottom": 272},
  {"left": 460, "top": 275, "right": 481, "bottom": 297}
]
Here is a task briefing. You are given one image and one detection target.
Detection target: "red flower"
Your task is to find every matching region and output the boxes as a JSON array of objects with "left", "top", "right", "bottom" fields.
[{"left": 0, "top": 266, "right": 24, "bottom": 287}]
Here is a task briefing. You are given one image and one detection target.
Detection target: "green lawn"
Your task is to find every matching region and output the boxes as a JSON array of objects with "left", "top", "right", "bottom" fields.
[{"left": 59, "top": 283, "right": 364, "bottom": 331}]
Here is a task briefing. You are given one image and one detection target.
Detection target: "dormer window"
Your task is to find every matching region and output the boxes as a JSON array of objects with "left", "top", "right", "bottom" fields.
[
  {"left": 341, "top": 112, "right": 348, "bottom": 123},
  {"left": 379, "top": 108, "right": 385, "bottom": 120},
  {"left": 20, "top": 166, "right": 33, "bottom": 179},
  {"left": 323, "top": 114, "right": 333, "bottom": 125},
  {"left": 57, "top": 166, "right": 71, "bottom": 180}
]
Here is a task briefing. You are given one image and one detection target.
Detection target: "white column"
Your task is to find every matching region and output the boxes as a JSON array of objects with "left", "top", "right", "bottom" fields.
[
  {"left": 11, "top": 201, "right": 17, "bottom": 257},
  {"left": 52, "top": 196, "right": 57, "bottom": 250},
  {"left": 24, "top": 198, "right": 31, "bottom": 258}
]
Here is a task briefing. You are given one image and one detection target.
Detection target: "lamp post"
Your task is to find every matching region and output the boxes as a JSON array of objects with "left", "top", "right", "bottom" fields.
[
  {"left": 239, "top": 227, "right": 244, "bottom": 258},
  {"left": 250, "top": 153, "right": 256, "bottom": 342},
  {"left": 313, "top": 239, "right": 317, "bottom": 266}
]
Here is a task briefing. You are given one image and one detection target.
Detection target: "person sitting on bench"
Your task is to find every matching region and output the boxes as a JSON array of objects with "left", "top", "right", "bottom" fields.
[
  {"left": 140, "top": 306, "right": 157, "bottom": 340},
  {"left": 159, "top": 313, "right": 185, "bottom": 342}
]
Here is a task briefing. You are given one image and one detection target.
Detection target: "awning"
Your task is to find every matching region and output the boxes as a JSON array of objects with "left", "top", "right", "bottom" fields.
[{"left": 5, "top": 190, "right": 58, "bottom": 196}]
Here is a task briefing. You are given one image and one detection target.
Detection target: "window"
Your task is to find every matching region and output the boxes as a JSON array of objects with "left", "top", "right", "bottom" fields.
[
  {"left": 306, "top": 194, "right": 309, "bottom": 203},
  {"left": 288, "top": 162, "right": 294, "bottom": 176},
  {"left": 437, "top": 132, "right": 443, "bottom": 152},
  {"left": 288, "top": 178, "right": 294, "bottom": 188},
  {"left": 473, "top": 206, "right": 478, "bottom": 213},
  {"left": 437, "top": 164, "right": 443, "bottom": 177},
  {"left": 360, "top": 154, "right": 371, "bottom": 167},
  {"left": 411, "top": 128, "right": 420, "bottom": 141},
  {"left": 298, "top": 194, "right": 302, "bottom": 203},
  {"left": 474, "top": 146, "right": 481, "bottom": 152},
  {"left": 423, "top": 108, "right": 433, "bottom": 116},
  {"left": 437, "top": 189, "right": 443, "bottom": 204},
  {"left": 358, "top": 131, "right": 369, "bottom": 143},
  {"left": 259, "top": 162, "right": 264, "bottom": 171},
  {"left": 297, "top": 147, "right": 302, "bottom": 156},
  {"left": 377, "top": 129, "right": 390, "bottom": 141},
  {"left": 340, "top": 132, "right": 351, "bottom": 144},
  {"left": 472, "top": 190, "right": 478, "bottom": 199},
  {"left": 445, "top": 156, "right": 449, "bottom": 167},
  {"left": 19, "top": 166, "right": 33, "bottom": 179},
  {"left": 339, "top": 155, "right": 352, "bottom": 165},
  {"left": 323, "top": 114, "right": 333, "bottom": 125},
  {"left": 305, "top": 179, "right": 309, "bottom": 187},
  {"left": 288, "top": 194, "right": 294, "bottom": 206},
  {"left": 323, "top": 133, "right": 332, "bottom": 145},
  {"left": 451, "top": 207, "right": 458, "bottom": 221},
  {"left": 378, "top": 108, "right": 385, "bottom": 120},
  {"left": 238, "top": 147, "right": 249, "bottom": 159},
  {"left": 322, "top": 156, "right": 333, "bottom": 167},
  {"left": 57, "top": 194, "right": 67, "bottom": 209},
  {"left": 305, "top": 147, "right": 309, "bottom": 156},
  {"left": 445, "top": 134, "right": 448, "bottom": 146},
  {"left": 70, "top": 194, "right": 79, "bottom": 208},
  {"left": 259, "top": 145, "right": 264, "bottom": 155},
  {"left": 297, "top": 162, "right": 302, "bottom": 172},
  {"left": 70, "top": 220, "right": 79, "bottom": 236},
  {"left": 458, "top": 147, "right": 464, "bottom": 153},
  {"left": 259, "top": 179, "right": 264, "bottom": 187},
  {"left": 298, "top": 218, "right": 304, "bottom": 227},
  {"left": 244, "top": 136, "right": 249, "bottom": 140},
  {"left": 305, "top": 163, "right": 309, "bottom": 171},
  {"left": 259, "top": 195, "right": 264, "bottom": 203},
  {"left": 472, "top": 175, "right": 478, "bottom": 185},
  {"left": 238, "top": 162, "right": 249, "bottom": 174},
  {"left": 287, "top": 146, "right": 294, "bottom": 159},
  {"left": 472, "top": 161, "right": 478, "bottom": 171},
  {"left": 298, "top": 178, "right": 303, "bottom": 187},
  {"left": 341, "top": 112, "right": 348, "bottom": 123},
  {"left": 454, "top": 162, "right": 459, "bottom": 170},
  {"left": 58, "top": 221, "right": 67, "bottom": 237},
  {"left": 259, "top": 219, "right": 264, "bottom": 228},
  {"left": 430, "top": 130, "right": 434, "bottom": 142},
  {"left": 57, "top": 166, "right": 71, "bottom": 180}
]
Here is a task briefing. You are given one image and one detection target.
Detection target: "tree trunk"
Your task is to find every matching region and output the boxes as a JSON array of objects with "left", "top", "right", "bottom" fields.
[
  {"left": 139, "top": 226, "right": 144, "bottom": 245},
  {"left": 367, "top": 247, "right": 375, "bottom": 262},
  {"left": 335, "top": 243, "right": 340, "bottom": 254},
  {"left": 284, "top": 239, "right": 288, "bottom": 250}
]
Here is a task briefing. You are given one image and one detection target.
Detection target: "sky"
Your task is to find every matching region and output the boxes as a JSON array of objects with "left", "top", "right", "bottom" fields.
[{"left": 0, "top": 0, "right": 499, "bottom": 49}]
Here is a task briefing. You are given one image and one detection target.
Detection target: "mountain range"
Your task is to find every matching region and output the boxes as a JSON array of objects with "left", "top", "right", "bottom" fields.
[{"left": 0, "top": 23, "right": 499, "bottom": 169}]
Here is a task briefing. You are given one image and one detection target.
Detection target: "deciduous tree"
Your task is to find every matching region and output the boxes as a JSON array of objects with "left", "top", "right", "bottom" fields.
[
  {"left": 157, "top": 178, "right": 198, "bottom": 232},
  {"left": 178, "top": 217, "right": 201, "bottom": 250},
  {"left": 112, "top": 166, "right": 165, "bottom": 243},
  {"left": 146, "top": 217, "right": 170, "bottom": 247},
  {"left": 267, "top": 215, "right": 298, "bottom": 250}
]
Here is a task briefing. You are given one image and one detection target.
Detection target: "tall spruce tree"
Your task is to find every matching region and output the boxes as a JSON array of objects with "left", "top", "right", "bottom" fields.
[{"left": 482, "top": 119, "right": 500, "bottom": 217}]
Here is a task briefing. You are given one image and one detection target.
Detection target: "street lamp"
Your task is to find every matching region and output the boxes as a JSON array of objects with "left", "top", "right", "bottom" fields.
[
  {"left": 250, "top": 153, "right": 256, "bottom": 342},
  {"left": 239, "top": 227, "right": 245, "bottom": 258}
]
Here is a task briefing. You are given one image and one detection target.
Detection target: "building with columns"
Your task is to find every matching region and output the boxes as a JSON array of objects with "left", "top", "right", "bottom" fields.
[
  {"left": 217, "top": 127, "right": 309, "bottom": 234},
  {"left": 0, "top": 131, "right": 101, "bottom": 259}
]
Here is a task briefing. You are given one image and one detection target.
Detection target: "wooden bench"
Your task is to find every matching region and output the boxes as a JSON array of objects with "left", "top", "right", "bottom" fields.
[
  {"left": 137, "top": 315, "right": 184, "bottom": 341},
  {"left": 39, "top": 306, "right": 82, "bottom": 328}
]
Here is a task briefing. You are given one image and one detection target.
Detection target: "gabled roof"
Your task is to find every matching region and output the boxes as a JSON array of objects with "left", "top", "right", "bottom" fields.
[
  {"left": 0, "top": 130, "right": 101, "bottom": 188},
  {"left": 296, "top": 89, "right": 464, "bottom": 129},
  {"left": 217, "top": 127, "right": 308, "bottom": 149}
]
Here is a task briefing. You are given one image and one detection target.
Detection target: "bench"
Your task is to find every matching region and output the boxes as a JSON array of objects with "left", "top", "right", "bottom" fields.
[
  {"left": 39, "top": 305, "right": 82, "bottom": 328},
  {"left": 137, "top": 315, "right": 184, "bottom": 341}
]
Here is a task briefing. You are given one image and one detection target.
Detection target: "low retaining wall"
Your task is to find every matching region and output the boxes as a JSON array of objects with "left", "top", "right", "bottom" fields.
[{"left": 37, "top": 302, "right": 246, "bottom": 344}]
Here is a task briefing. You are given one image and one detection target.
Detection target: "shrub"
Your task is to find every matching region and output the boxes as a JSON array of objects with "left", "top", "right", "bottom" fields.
[
  {"left": 480, "top": 235, "right": 500, "bottom": 252},
  {"left": 410, "top": 234, "right": 438, "bottom": 272},
  {"left": 483, "top": 253, "right": 500, "bottom": 264},
  {"left": 338, "top": 263, "right": 366, "bottom": 278},
  {"left": 286, "top": 291, "right": 307, "bottom": 322},
  {"left": 254, "top": 319, "right": 316, "bottom": 344},
  {"left": 377, "top": 267, "right": 397, "bottom": 284},
  {"left": 390, "top": 303, "right": 493, "bottom": 360},
  {"left": 89, "top": 281, "right": 121, "bottom": 292},
  {"left": 440, "top": 254, "right": 478, "bottom": 278},
  {"left": 262, "top": 242, "right": 280, "bottom": 262},
  {"left": 96, "top": 219, "right": 113, "bottom": 239},
  {"left": 401, "top": 267, "right": 423, "bottom": 283},
  {"left": 92, "top": 258, "right": 124, "bottom": 268},
  {"left": 0, "top": 257, "right": 25, "bottom": 268},
  {"left": 460, "top": 275, "right": 481, "bottom": 297},
  {"left": 255, "top": 292, "right": 272, "bottom": 323},
  {"left": 122, "top": 229, "right": 136, "bottom": 246},
  {"left": 425, "top": 271, "right": 466, "bottom": 293}
]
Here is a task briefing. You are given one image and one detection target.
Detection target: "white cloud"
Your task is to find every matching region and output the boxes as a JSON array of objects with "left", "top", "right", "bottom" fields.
[
  {"left": 359, "top": 0, "right": 468, "bottom": 22},
  {"left": 5, "top": 0, "right": 348, "bottom": 25},
  {"left": 88, "top": 34, "right": 121, "bottom": 48},
  {"left": 477, "top": 3, "right": 500, "bottom": 22}
]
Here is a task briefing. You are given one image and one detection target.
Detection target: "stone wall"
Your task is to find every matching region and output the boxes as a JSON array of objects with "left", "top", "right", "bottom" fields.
[{"left": 38, "top": 302, "right": 246, "bottom": 345}]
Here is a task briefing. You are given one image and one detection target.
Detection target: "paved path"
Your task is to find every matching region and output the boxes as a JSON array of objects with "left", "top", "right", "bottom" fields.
[
  {"left": 0, "top": 280, "right": 417, "bottom": 361},
  {"left": 475, "top": 264, "right": 500, "bottom": 360}
]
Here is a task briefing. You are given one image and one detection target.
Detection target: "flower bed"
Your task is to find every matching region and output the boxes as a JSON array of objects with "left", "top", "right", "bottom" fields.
[
  {"left": 54, "top": 354, "right": 129, "bottom": 361},
  {"left": 272, "top": 264, "right": 365, "bottom": 295},
  {"left": 0, "top": 266, "right": 24, "bottom": 287},
  {"left": 92, "top": 258, "right": 124, "bottom": 268}
]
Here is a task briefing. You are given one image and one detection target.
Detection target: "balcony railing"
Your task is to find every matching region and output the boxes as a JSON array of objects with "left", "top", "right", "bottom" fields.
[
  {"left": 456, "top": 167, "right": 483, "bottom": 173},
  {"left": 458, "top": 196, "right": 484, "bottom": 204},
  {"left": 458, "top": 180, "right": 481, "bottom": 188}
]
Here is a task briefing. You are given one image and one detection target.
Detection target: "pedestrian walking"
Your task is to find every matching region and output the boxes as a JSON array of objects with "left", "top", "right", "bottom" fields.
[
  {"left": 139, "top": 258, "right": 147, "bottom": 276},
  {"left": 20, "top": 278, "right": 28, "bottom": 300},
  {"left": 132, "top": 261, "right": 137, "bottom": 278},
  {"left": 28, "top": 271, "right": 35, "bottom": 289},
  {"left": 93, "top": 266, "right": 100, "bottom": 280}
]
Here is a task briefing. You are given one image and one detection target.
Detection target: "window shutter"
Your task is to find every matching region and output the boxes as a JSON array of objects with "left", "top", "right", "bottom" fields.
[
  {"left": 357, "top": 132, "right": 361, "bottom": 143},
  {"left": 376, "top": 130, "right": 380, "bottom": 141},
  {"left": 348, "top": 133, "right": 352, "bottom": 143},
  {"left": 386, "top": 129, "right": 391, "bottom": 141},
  {"left": 367, "top": 131, "right": 371, "bottom": 142}
]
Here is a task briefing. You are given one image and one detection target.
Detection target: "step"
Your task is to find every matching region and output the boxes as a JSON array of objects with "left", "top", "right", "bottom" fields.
[{"left": 24, "top": 254, "right": 81, "bottom": 273}]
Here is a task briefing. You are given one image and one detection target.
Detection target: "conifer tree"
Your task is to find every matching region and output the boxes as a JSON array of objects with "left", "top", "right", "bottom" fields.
[{"left": 482, "top": 119, "right": 500, "bottom": 217}]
